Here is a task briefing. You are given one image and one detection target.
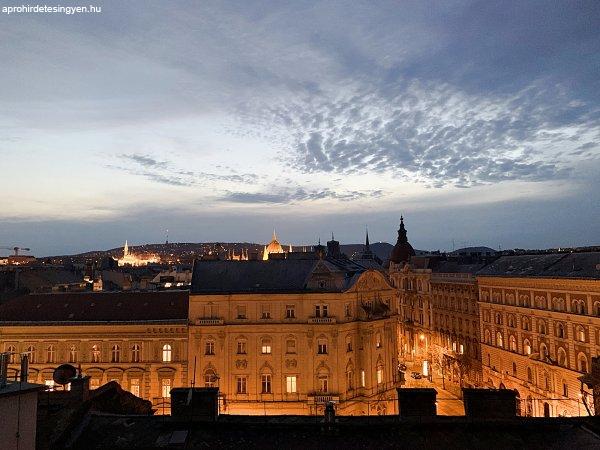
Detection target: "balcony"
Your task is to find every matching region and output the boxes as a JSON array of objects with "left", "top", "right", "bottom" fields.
[
  {"left": 195, "top": 318, "right": 224, "bottom": 326},
  {"left": 308, "top": 394, "right": 340, "bottom": 404},
  {"left": 308, "top": 316, "right": 336, "bottom": 324}
]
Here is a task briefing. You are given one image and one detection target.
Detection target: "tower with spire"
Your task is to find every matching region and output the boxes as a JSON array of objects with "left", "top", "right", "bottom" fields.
[
  {"left": 389, "top": 215, "right": 415, "bottom": 264},
  {"left": 361, "top": 227, "right": 374, "bottom": 260}
]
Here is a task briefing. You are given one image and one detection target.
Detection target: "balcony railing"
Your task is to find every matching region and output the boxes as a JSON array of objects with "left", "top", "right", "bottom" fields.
[
  {"left": 308, "top": 394, "right": 340, "bottom": 404},
  {"left": 195, "top": 318, "right": 224, "bottom": 325},
  {"left": 308, "top": 317, "right": 336, "bottom": 324}
]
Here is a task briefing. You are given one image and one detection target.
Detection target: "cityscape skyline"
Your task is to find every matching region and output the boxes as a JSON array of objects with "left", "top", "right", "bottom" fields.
[{"left": 1, "top": 1, "right": 599, "bottom": 255}]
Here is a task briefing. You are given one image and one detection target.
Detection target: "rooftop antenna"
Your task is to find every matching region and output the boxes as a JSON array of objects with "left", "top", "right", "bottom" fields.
[{"left": 165, "top": 229, "right": 169, "bottom": 245}]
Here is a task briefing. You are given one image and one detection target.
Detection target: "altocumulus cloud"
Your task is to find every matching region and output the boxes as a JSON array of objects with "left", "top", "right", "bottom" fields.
[{"left": 221, "top": 187, "right": 384, "bottom": 204}]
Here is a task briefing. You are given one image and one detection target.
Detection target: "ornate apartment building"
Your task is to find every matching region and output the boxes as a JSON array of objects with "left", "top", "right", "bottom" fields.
[
  {"left": 0, "top": 291, "right": 188, "bottom": 412},
  {"left": 477, "top": 253, "right": 600, "bottom": 417},
  {"left": 388, "top": 218, "right": 484, "bottom": 393},
  {"left": 188, "top": 242, "right": 399, "bottom": 415}
]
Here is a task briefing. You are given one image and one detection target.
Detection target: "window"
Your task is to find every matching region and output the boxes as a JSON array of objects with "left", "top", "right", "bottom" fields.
[
  {"left": 46, "top": 345, "right": 55, "bottom": 363},
  {"left": 261, "top": 305, "right": 271, "bottom": 319},
  {"left": 161, "top": 379, "right": 171, "bottom": 398},
  {"left": 286, "top": 339, "right": 296, "bottom": 354},
  {"left": 317, "top": 339, "right": 328, "bottom": 355},
  {"left": 522, "top": 317, "right": 530, "bottom": 331},
  {"left": 524, "top": 339, "right": 531, "bottom": 356},
  {"left": 345, "top": 303, "right": 352, "bottom": 317},
  {"left": 261, "top": 339, "right": 272, "bottom": 355},
  {"left": 6, "top": 345, "right": 16, "bottom": 364},
  {"left": 578, "top": 354, "right": 589, "bottom": 373},
  {"left": 577, "top": 326, "right": 585, "bottom": 342},
  {"left": 558, "top": 348, "right": 567, "bottom": 367},
  {"left": 91, "top": 345, "right": 100, "bottom": 363},
  {"left": 205, "top": 341, "right": 215, "bottom": 356},
  {"left": 204, "top": 303, "right": 217, "bottom": 319},
  {"left": 346, "top": 336, "right": 353, "bottom": 352},
  {"left": 319, "top": 376, "right": 329, "bottom": 393},
  {"left": 540, "top": 343, "right": 548, "bottom": 360},
  {"left": 539, "top": 321, "right": 547, "bottom": 335},
  {"left": 69, "top": 345, "right": 78, "bottom": 363},
  {"left": 286, "top": 375, "right": 297, "bottom": 393},
  {"left": 90, "top": 378, "right": 100, "bottom": 389},
  {"left": 125, "top": 344, "right": 138, "bottom": 363},
  {"left": 237, "top": 340, "right": 247, "bottom": 355},
  {"left": 236, "top": 305, "right": 247, "bottom": 319},
  {"left": 111, "top": 345, "right": 120, "bottom": 363},
  {"left": 315, "top": 304, "right": 328, "bottom": 318},
  {"left": 527, "top": 367, "right": 533, "bottom": 383},
  {"left": 346, "top": 370, "right": 354, "bottom": 390},
  {"left": 563, "top": 382, "right": 568, "bottom": 398},
  {"left": 236, "top": 376, "right": 247, "bottom": 394},
  {"left": 376, "top": 367, "right": 384, "bottom": 384},
  {"left": 204, "top": 369, "right": 217, "bottom": 387},
  {"left": 484, "top": 329, "right": 491, "bottom": 344},
  {"left": 375, "top": 333, "right": 382, "bottom": 349},
  {"left": 496, "top": 332, "right": 503, "bottom": 348},
  {"left": 557, "top": 323, "right": 565, "bottom": 339},
  {"left": 261, "top": 374, "right": 272, "bottom": 393},
  {"left": 162, "top": 344, "right": 172, "bottom": 362},
  {"left": 360, "top": 369, "right": 366, "bottom": 387},
  {"left": 45, "top": 380, "right": 55, "bottom": 391},
  {"left": 285, "top": 305, "right": 296, "bottom": 319},
  {"left": 130, "top": 378, "right": 140, "bottom": 397},
  {"left": 509, "top": 335, "right": 517, "bottom": 352}
]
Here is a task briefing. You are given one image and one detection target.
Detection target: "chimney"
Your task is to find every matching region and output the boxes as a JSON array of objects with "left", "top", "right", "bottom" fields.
[
  {"left": 397, "top": 388, "right": 437, "bottom": 417},
  {"left": 69, "top": 375, "right": 91, "bottom": 402},
  {"left": 20, "top": 354, "right": 29, "bottom": 383},
  {"left": 170, "top": 387, "right": 219, "bottom": 421},
  {"left": 462, "top": 388, "right": 517, "bottom": 418}
]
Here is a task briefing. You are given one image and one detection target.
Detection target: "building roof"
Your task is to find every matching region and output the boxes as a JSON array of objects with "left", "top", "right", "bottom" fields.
[
  {"left": 18, "top": 267, "right": 83, "bottom": 291},
  {"left": 432, "top": 260, "right": 488, "bottom": 274},
  {"left": 0, "top": 291, "right": 189, "bottom": 324},
  {"left": 476, "top": 252, "right": 600, "bottom": 279}
]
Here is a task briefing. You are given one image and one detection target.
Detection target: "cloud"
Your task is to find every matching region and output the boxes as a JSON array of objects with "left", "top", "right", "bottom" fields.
[{"left": 221, "top": 187, "right": 384, "bottom": 204}]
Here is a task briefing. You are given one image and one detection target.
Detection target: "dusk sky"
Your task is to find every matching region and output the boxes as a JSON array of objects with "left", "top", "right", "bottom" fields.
[{"left": 1, "top": 1, "right": 599, "bottom": 256}]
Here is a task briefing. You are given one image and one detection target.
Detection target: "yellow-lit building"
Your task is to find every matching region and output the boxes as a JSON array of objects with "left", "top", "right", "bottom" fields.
[
  {"left": 477, "top": 253, "right": 600, "bottom": 417},
  {"left": 0, "top": 291, "right": 188, "bottom": 413},
  {"left": 189, "top": 247, "right": 400, "bottom": 415}
]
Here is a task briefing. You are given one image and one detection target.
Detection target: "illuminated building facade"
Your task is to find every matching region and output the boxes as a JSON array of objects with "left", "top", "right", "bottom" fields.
[
  {"left": 477, "top": 253, "right": 600, "bottom": 417},
  {"left": 0, "top": 291, "right": 188, "bottom": 413},
  {"left": 262, "top": 230, "right": 291, "bottom": 260},
  {"left": 189, "top": 251, "right": 400, "bottom": 415},
  {"left": 117, "top": 240, "right": 160, "bottom": 266}
]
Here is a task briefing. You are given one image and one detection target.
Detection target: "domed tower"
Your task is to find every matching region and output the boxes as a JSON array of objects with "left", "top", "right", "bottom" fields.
[{"left": 389, "top": 216, "right": 415, "bottom": 264}]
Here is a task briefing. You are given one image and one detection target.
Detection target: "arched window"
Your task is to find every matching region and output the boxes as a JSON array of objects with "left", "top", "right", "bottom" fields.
[
  {"left": 527, "top": 367, "right": 533, "bottom": 383},
  {"left": 495, "top": 313, "right": 502, "bottom": 325},
  {"left": 375, "top": 333, "right": 382, "bottom": 349},
  {"left": 162, "top": 344, "right": 172, "bottom": 362},
  {"left": 6, "top": 345, "right": 16, "bottom": 364},
  {"left": 509, "top": 335, "right": 517, "bottom": 352},
  {"left": 496, "top": 332, "right": 503, "bottom": 348},
  {"left": 131, "top": 344, "right": 140, "bottom": 363},
  {"left": 484, "top": 329, "right": 491, "bottom": 344},
  {"left": 538, "top": 321, "right": 547, "bottom": 335},
  {"left": 557, "top": 323, "right": 565, "bottom": 339},
  {"left": 111, "top": 344, "right": 120, "bottom": 363},
  {"left": 577, "top": 326, "right": 585, "bottom": 342},
  {"left": 578, "top": 354, "right": 589, "bottom": 373},
  {"left": 522, "top": 317, "right": 530, "bottom": 331},
  {"left": 346, "top": 369, "right": 354, "bottom": 391},
  {"left": 91, "top": 344, "right": 100, "bottom": 363},
  {"left": 26, "top": 346, "right": 36, "bottom": 364},
  {"left": 69, "top": 345, "right": 78, "bottom": 363},
  {"left": 557, "top": 347, "right": 567, "bottom": 367},
  {"left": 523, "top": 339, "right": 532, "bottom": 356},
  {"left": 46, "top": 345, "right": 55, "bottom": 363},
  {"left": 346, "top": 335, "right": 353, "bottom": 352},
  {"left": 508, "top": 315, "right": 515, "bottom": 328},
  {"left": 540, "top": 343, "right": 548, "bottom": 360},
  {"left": 594, "top": 302, "right": 600, "bottom": 317}
]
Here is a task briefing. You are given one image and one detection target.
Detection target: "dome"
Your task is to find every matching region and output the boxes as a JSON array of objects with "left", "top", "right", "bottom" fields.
[
  {"left": 389, "top": 216, "right": 415, "bottom": 264},
  {"left": 262, "top": 230, "right": 285, "bottom": 260}
]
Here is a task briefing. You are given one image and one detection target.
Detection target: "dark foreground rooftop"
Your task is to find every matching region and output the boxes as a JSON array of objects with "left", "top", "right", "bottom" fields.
[{"left": 67, "top": 413, "right": 600, "bottom": 450}]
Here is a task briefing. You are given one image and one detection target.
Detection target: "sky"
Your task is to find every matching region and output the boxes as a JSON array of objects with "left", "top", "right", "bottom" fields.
[{"left": 1, "top": 0, "right": 599, "bottom": 256}]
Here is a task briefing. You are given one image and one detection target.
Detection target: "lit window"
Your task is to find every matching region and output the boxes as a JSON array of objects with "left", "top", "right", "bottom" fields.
[
  {"left": 261, "top": 305, "right": 271, "bottom": 319},
  {"left": 162, "top": 344, "right": 172, "bottom": 362},
  {"left": 90, "top": 378, "right": 100, "bottom": 389},
  {"left": 319, "top": 376, "right": 329, "bottom": 393},
  {"left": 360, "top": 369, "right": 366, "bottom": 388},
  {"left": 26, "top": 346, "right": 36, "bottom": 364},
  {"left": 375, "top": 333, "right": 382, "bottom": 349},
  {"left": 205, "top": 341, "right": 215, "bottom": 356},
  {"left": 496, "top": 332, "right": 503, "bottom": 348},
  {"left": 111, "top": 345, "right": 120, "bottom": 363},
  {"left": 91, "top": 345, "right": 100, "bottom": 363},
  {"left": 286, "top": 305, "right": 296, "bottom": 319},
  {"left": 204, "top": 369, "right": 217, "bottom": 387},
  {"left": 524, "top": 339, "right": 532, "bottom": 355},
  {"left": 261, "top": 339, "right": 272, "bottom": 355},
  {"left": 161, "top": 379, "right": 171, "bottom": 398},
  {"left": 286, "top": 375, "right": 297, "bottom": 393},
  {"left": 261, "top": 374, "right": 272, "bottom": 393},
  {"left": 376, "top": 367, "right": 384, "bottom": 384},
  {"left": 130, "top": 378, "right": 140, "bottom": 397},
  {"left": 46, "top": 345, "right": 55, "bottom": 363},
  {"left": 6, "top": 345, "right": 16, "bottom": 364},
  {"left": 577, "top": 326, "right": 585, "bottom": 342},
  {"left": 45, "top": 380, "right": 55, "bottom": 391},
  {"left": 131, "top": 344, "right": 140, "bottom": 363},
  {"left": 237, "top": 376, "right": 247, "bottom": 394},
  {"left": 69, "top": 345, "right": 78, "bottom": 363}
]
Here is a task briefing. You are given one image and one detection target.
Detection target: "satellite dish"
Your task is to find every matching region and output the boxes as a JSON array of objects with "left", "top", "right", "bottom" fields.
[{"left": 53, "top": 364, "right": 77, "bottom": 385}]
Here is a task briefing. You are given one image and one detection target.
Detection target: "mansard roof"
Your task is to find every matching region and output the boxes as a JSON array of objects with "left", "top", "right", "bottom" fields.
[
  {"left": 191, "top": 257, "right": 381, "bottom": 294},
  {"left": 0, "top": 290, "right": 189, "bottom": 324},
  {"left": 476, "top": 252, "right": 600, "bottom": 279}
]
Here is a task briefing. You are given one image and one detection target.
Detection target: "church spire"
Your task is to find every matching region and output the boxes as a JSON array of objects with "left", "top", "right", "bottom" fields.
[
  {"left": 124, "top": 240, "right": 129, "bottom": 257},
  {"left": 361, "top": 226, "right": 374, "bottom": 260},
  {"left": 272, "top": 228, "right": 277, "bottom": 242},
  {"left": 365, "top": 226, "right": 370, "bottom": 248},
  {"left": 398, "top": 215, "right": 408, "bottom": 243}
]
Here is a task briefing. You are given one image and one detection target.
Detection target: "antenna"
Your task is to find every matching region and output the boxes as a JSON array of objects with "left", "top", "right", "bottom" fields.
[{"left": 165, "top": 229, "right": 169, "bottom": 245}]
